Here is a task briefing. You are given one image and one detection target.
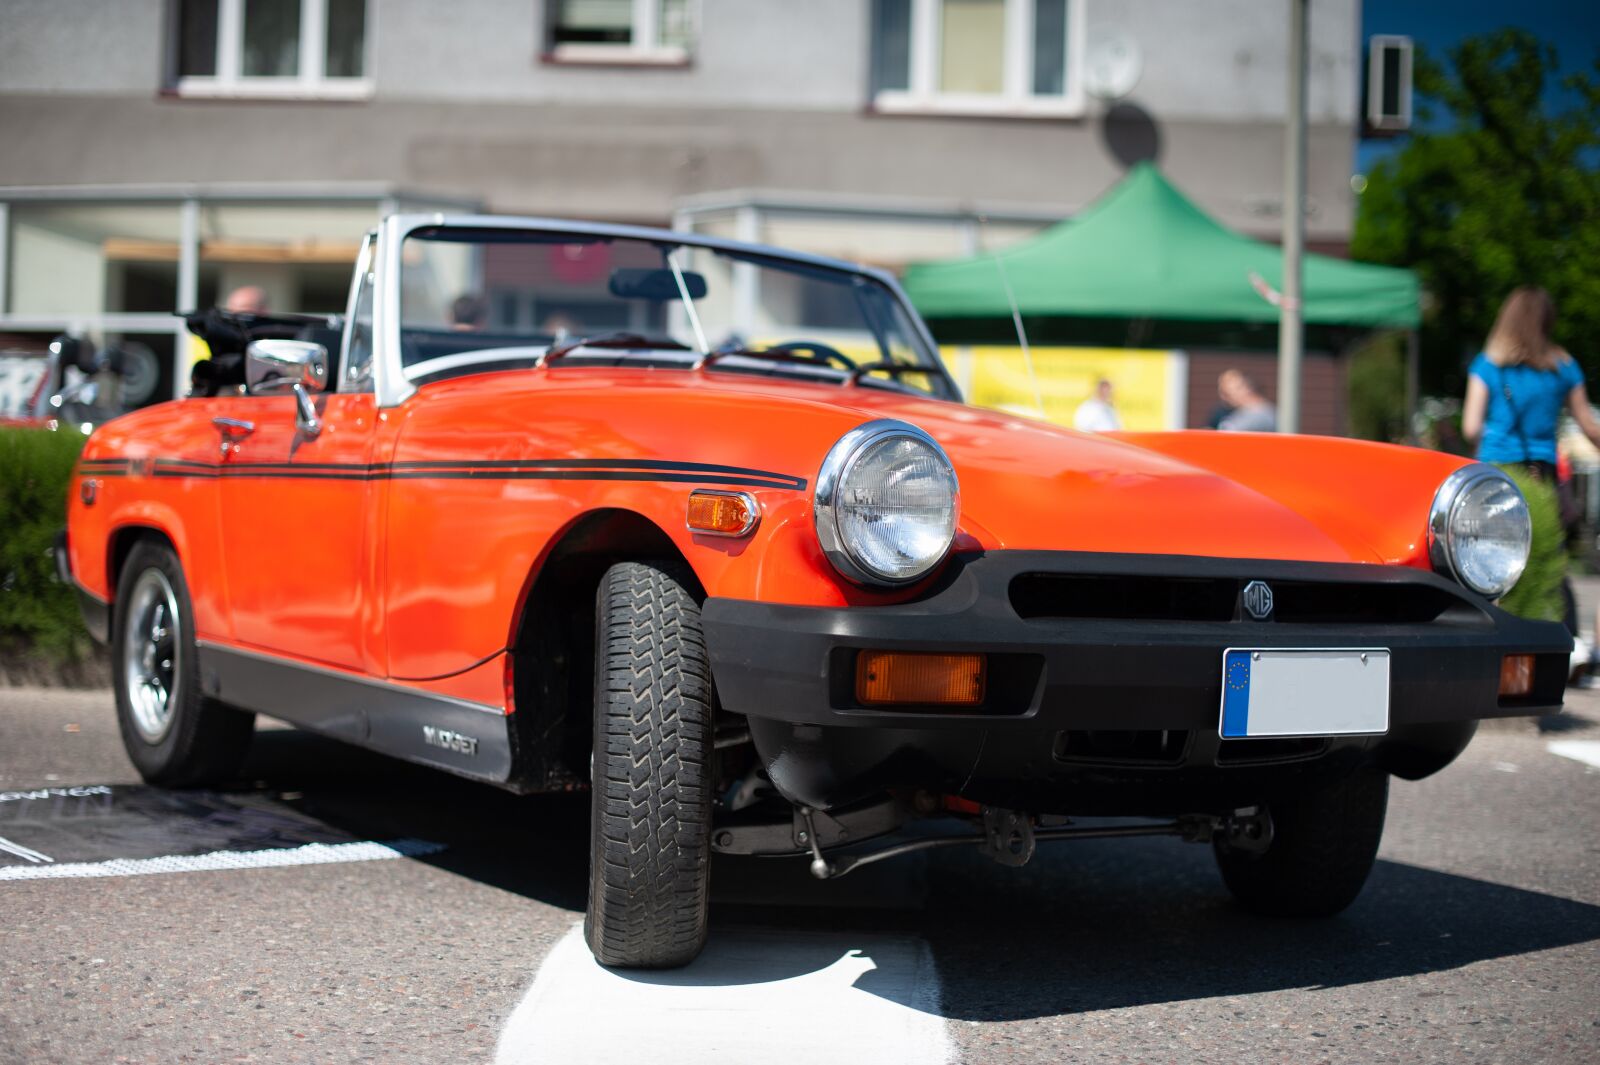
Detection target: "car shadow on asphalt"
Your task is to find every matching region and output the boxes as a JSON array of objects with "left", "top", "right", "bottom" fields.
[
  {"left": 912, "top": 843, "right": 1600, "bottom": 1020},
  {"left": 238, "top": 724, "right": 593, "bottom": 911},
  {"left": 238, "top": 725, "right": 1600, "bottom": 1021},
  {"left": 1537, "top": 711, "right": 1595, "bottom": 733}
]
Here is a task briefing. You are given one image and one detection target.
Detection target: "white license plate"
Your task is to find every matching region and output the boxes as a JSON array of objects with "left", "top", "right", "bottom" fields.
[{"left": 1219, "top": 648, "right": 1390, "bottom": 739}]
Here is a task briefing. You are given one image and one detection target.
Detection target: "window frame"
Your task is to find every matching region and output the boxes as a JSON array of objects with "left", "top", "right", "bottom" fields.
[
  {"left": 543, "top": 0, "right": 696, "bottom": 67},
  {"left": 169, "top": 0, "right": 374, "bottom": 100},
  {"left": 872, "top": 0, "right": 1087, "bottom": 118}
]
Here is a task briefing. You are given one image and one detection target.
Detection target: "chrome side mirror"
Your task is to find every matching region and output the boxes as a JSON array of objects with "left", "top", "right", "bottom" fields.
[{"left": 245, "top": 339, "right": 328, "bottom": 438}]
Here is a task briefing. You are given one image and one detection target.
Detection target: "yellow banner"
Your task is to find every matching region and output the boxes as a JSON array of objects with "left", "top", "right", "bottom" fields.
[{"left": 945, "top": 346, "right": 1186, "bottom": 430}]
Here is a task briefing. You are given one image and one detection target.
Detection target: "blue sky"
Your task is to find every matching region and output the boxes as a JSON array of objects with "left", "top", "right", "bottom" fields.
[{"left": 1356, "top": 0, "right": 1600, "bottom": 173}]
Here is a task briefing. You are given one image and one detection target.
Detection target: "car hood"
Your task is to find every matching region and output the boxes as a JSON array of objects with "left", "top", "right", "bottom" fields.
[
  {"left": 412, "top": 367, "right": 1446, "bottom": 567},
  {"left": 823, "top": 391, "right": 1379, "bottom": 563}
]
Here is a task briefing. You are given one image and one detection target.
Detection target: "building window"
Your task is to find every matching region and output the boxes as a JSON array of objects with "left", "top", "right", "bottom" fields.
[
  {"left": 545, "top": 0, "right": 695, "bottom": 65},
  {"left": 871, "top": 0, "right": 1084, "bottom": 116},
  {"left": 170, "top": 0, "right": 371, "bottom": 98}
]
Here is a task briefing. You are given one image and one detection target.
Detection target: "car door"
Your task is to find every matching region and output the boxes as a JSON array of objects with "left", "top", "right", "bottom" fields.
[{"left": 215, "top": 365, "right": 381, "bottom": 674}]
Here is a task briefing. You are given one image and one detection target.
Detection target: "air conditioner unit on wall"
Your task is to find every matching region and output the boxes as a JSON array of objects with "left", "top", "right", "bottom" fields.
[{"left": 1364, "top": 35, "right": 1413, "bottom": 136}]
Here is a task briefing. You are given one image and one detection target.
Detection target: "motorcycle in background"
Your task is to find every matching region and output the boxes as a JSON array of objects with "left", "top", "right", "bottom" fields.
[{"left": 0, "top": 334, "right": 148, "bottom": 433}]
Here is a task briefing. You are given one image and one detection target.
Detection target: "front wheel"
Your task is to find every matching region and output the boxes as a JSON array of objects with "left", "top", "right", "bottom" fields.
[
  {"left": 1214, "top": 767, "right": 1388, "bottom": 918},
  {"left": 584, "top": 560, "right": 713, "bottom": 968},
  {"left": 112, "top": 540, "right": 254, "bottom": 787}
]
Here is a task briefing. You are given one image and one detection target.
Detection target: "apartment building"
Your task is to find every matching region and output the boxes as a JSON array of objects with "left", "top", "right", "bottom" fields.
[{"left": 0, "top": 0, "right": 1363, "bottom": 417}]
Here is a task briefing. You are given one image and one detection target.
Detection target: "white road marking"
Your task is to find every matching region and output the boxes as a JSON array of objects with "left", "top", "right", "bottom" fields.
[
  {"left": 0, "top": 836, "right": 53, "bottom": 863},
  {"left": 1547, "top": 740, "right": 1600, "bottom": 770},
  {"left": 0, "top": 838, "right": 443, "bottom": 881},
  {"left": 495, "top": 925, "right": 951, "bottom": 1065},
  {"left": 0, "top": 785, "right": 112, "bottom": 803}
]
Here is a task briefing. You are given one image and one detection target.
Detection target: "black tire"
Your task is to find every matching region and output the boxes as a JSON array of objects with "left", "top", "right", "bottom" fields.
[
  {"left": 112, "top": 540, "right": 254, "bottom": 787},
  {"left": 584, "top": 560, "right": 713, "bottom": 969},
  {"left": 1214, "top": 767, "right": 1388, "bottom": 918}
]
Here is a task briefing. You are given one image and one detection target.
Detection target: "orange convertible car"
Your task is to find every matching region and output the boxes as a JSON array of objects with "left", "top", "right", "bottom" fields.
[{"left": 60, "top": 217, "right": 1568, "bottom": 967}]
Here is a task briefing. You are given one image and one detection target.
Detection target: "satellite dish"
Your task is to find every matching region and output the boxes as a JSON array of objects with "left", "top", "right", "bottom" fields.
[{"left": 1085, "top": 35, "right": 1143, "bottom": 101}]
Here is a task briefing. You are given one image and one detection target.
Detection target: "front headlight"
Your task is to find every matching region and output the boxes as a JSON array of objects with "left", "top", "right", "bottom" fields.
[
  {"left": 1428, "top": 464, "right": 1532, "bottom": 599},
  {"left": 814, "top": 419, "right": 960, "bottom": 586}
]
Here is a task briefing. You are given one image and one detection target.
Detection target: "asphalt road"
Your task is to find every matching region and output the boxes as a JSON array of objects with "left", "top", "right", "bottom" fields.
[{"left": 1, "top": 687, "right": 1596, "bottom": 1064}]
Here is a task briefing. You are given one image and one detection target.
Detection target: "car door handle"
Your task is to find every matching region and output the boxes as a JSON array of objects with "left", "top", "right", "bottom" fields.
[{"left": 212, "top": 416, "right": 255, "bottom": 455}]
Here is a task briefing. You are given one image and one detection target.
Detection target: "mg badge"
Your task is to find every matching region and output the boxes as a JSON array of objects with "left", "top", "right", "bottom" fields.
[{"left": 1242, "top": 580, "right": 1274, "bottom": 621}]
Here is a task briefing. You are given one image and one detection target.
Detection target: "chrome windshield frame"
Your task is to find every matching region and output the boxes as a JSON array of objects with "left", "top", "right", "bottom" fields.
[
  {"left": 338, "top": 230, "right": 377, "bottom": 393},
  {"left": 370, "top": 213, "right": 960, "bottom": 410}
]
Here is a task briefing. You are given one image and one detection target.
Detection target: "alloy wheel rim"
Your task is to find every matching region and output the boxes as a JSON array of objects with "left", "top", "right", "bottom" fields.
[{"left": 122, "top": 568, "right": 181, "bottom": 744}]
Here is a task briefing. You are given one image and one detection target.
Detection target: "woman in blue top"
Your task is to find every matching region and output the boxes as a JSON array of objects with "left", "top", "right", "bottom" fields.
[{"left": 1461, "top": 287, "right": 1600, "bottom": 621}]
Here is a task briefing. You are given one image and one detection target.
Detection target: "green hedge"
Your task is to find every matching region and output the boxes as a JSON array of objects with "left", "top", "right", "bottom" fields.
[
  {"left": 0, "top": 426, "right": 90, "bottom": 668},
  {"left": 1494, "top": 464, "right": 1568, "bottom": 624}
]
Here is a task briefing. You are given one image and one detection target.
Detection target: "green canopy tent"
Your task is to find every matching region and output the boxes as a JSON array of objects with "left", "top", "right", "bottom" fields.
[{"left": 902, "top": 163, "right": 1420, "bottom": 337}]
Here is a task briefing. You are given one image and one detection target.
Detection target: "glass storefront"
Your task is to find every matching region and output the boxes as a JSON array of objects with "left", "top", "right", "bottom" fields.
[
  {"left": 8, "top": 205, "right": 183, "bottom": 317},
  {"left": 0, "top": 189, "right": 474, "bottom": 408}
]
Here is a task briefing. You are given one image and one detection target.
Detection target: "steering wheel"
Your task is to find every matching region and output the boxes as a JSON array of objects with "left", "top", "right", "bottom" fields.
[{"left": 767, "top": 340, "right": 858, "bottom": 371}]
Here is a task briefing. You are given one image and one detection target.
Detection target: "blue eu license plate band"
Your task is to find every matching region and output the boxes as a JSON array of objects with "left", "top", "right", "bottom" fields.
[{"left": 1219, "top": 648, "right": 1391, "bottom": 739}]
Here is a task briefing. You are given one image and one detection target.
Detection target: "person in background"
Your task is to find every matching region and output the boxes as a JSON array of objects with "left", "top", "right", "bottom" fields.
[
  {"left": 1216, "top": 369, "right": 1278, "bottom": 432},
  {"left": 224, "top": 285, "right": 268, "bottom": 315},
  {"left": 1461, "top": 286, "right": 1600, "bottom": 626},
  {"left": 1073, "top": 378, "right": 1122, "bottom": 432},
  {"left": 450, "top": 294, "right": 488, "bottom": 332},
  {"left": 186, "top": 286, "right": 271, "bottom": 389}
]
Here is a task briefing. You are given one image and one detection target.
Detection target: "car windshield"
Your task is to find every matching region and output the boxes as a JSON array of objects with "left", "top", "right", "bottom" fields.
[{"left": 398, "top": 226, "right": 955, "bottom": 399}]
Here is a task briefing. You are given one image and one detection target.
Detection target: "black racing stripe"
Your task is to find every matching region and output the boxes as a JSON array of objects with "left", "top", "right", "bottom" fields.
[
  {"left": 77, "top": 459, "right": 133, "bottom": 478},
  {"left": 135, "top": 456, "right": 805, "bottom": 487},
  {"left": 155, "top": 470, "right": 355, "bottom": 481},
  {"left": 149, "top": 468, "right": 797, "bottom": 489},
  {"left": 166, "top": 459, "right": 351, "bottom": 473},
  {"left": 390, "top": 458, "right": 805, "bottom": 483},
  {"left": 152, "top": 467, "right": 221, "bottom": 479},
  {"left": 111, "top": 455, "right": 807, "bottom": 490},
  {"left": 383, "top": 469, "right": 800, "bottom": 489}
]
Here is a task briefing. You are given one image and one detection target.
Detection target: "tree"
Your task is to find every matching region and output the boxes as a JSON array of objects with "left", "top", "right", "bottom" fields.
[{"left": 1352, "top": 29, "right": 1600, "bottom": 397}]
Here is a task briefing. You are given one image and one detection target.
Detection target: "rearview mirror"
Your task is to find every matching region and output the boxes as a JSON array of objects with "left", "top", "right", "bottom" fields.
[
  {"left": 608, "top": 268, "right": 707, "bottom": 302},
  {"left": 245, "top": 339, "right": 328, "bottom": 438}
]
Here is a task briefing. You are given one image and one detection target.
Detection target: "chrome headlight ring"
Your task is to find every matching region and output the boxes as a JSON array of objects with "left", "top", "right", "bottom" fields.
[
  {"left": 814, "top": 419, "right": 960, "bottom": 587},
  {"left": 1427, "top": 463, "right": 1532, "bottom": 599}
]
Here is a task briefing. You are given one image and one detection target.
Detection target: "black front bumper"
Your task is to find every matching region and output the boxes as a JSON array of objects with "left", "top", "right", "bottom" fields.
[{"left": 703, "top": 551, "right": 1570, "bottom": 812}]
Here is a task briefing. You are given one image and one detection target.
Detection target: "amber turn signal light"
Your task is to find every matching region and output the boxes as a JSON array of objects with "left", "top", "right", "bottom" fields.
[
  {"left": 856, "top": 651, "right": 986, "bottom": 707},
  {"left": 1499, "top": 654, "right": 1535, "bottom": 697},
  {"left": 686, "top": 490, "right": 758, "bottom": 536}
]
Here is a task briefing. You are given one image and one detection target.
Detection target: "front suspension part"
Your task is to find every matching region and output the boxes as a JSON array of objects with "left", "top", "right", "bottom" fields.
[{"left": 803, "top": 806, "right": 1275, "bottom": 880}]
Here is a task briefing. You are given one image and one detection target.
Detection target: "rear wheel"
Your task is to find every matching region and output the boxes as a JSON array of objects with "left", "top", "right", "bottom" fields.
[
  {"left": 584, "top": 560, "right": 713, "bottom": 968},
  {"left": 112, "top": 540, "right": 254, "bottom": 787},
  {"left": 1214, "top": 767, "right": 1388, "bottom": 917}
]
